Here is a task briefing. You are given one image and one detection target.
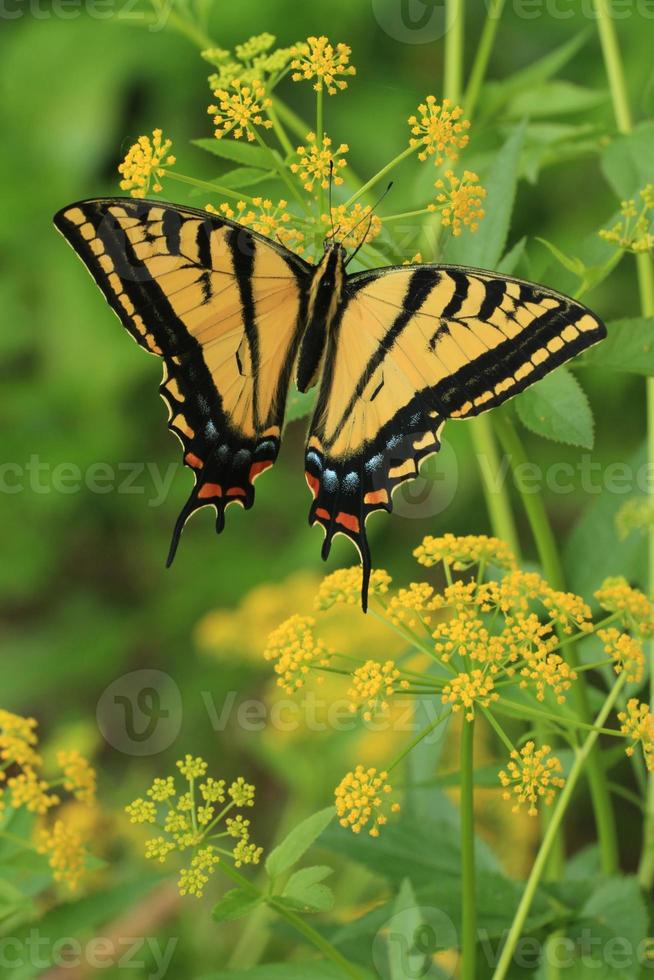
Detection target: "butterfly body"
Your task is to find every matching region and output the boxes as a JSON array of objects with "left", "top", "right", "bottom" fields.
[{"left": 54, "top": 198, "right": 606, "bottom": 609}]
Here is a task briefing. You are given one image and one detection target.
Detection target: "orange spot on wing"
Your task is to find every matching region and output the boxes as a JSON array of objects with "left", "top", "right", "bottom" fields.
[
  {"left": 249, "top": 460, "right": 273, "bottom": 481},
  {"left": 185, "top": 453, "right": 204, "bottom": 469},
  {"left": 305, "top": 472, "right": 320, "bottom": 498},
  {"left": 198, "top": 482, "right": 222, "bottom": 499},
  {"left": 227, "top": 486, "right": 247, "bottom": 497},
  {"left": 315, "top": 507, "right": 331, "bottom": 521},
  {"left": 337, "top": 512, "right": 360, "bottom": 533},
  {"left": 364, "top": 489, "right": 389, "bottom": 506}
]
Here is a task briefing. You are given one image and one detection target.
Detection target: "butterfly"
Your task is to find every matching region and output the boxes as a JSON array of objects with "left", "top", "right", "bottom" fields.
[{"left": 54, "top": 198, "right": 606, "bottom": 610}]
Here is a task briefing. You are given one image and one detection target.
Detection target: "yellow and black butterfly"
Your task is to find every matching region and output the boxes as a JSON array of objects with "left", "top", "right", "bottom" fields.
[{"left": 54, "top": 198, "right": 606, "bottom": 609}]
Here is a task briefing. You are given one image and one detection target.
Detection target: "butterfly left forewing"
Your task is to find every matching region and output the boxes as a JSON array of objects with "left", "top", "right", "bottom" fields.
[
  {"left": 305, "top": 263, "right": 606, "bottom": 608},
  {"left": 55, "top": 198, "right": 310, "bottom": 559}
]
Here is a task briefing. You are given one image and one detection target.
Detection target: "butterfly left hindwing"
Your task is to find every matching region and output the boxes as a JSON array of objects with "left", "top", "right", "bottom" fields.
[
  {"left": 304, "top": 263, "right": 606, "bottom": 608},
  {"left": 54, "top": 198, "right": 311, "bottom": 559}
]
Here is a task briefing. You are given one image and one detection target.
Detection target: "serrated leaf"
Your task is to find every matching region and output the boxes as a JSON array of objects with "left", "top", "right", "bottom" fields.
[
  {"left": 280, "top": 865, "right": 334, "bottom": 913},
  {"left": 514, "top": 367, "right": 594, "bottom": 449},
  {"left": 193, "top": 138, "right": 272, "bottom": 170},
  {"left": 212, "top": 167, "right": 276, "bottom": 190},
  {"left": 212, "top": 888, "right": 262, "bottom": 923},
  {"left": 580, "top": 317, "right": 654, "bottom": 375},
  {"left": 265, "top": 806, "right": 334, "bottom": 879},
  {"left": 444, "top": 122, "right": 525, "bottom": 269}
]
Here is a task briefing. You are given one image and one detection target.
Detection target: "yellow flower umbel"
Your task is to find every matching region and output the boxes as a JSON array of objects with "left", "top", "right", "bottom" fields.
[
  {"left": 618, "top": 699, "right": 654, "bottom": 770},
  {"left": 0, "top": 709, "right": 41, "bottom": 769},
  {"left": 209, "top": 198, "right": 305, "bottom": 253},
  {"left": 118, "top": 129, "right": 176, "bottom": 198},
  {"left": 291, "top": 132, "right": 348, "bottom": 193},
  {"left": 499, "top": 742, "right": 565, "bottom": 816},
  {"left": 291, "top": 36, "right": 356, "bottom": 94},
  {"left": 594, "top": 577, "right": 654, "bottom": 636},
  {"left": 597, "top": 627, "right": 645, "bottom": 683},
  {"left": 431, "top": 170, "right": 486, "bottom": 236},
  {"left": 414, "top": 533, "right": 517, "bottom": 572},
  {"left": 599, "top": 185, "right": 654, "bottom": 253},
  {"left": 335, "top": 765, "right": 400, "bottom": 836},
  {"left": 126, "top": 757, "right": 262, "bottom": 899},
  {"left": 347, "top": 660, "right": 409, "bottom": 722},
  {"left": 208, "top": 79, "right": 273, "bottom": 142},
  {"left": 315, "top": 566, "right": 392, "bottom": 611},
  {"left": 441, "top": 670, "right": 499, "bottom": 720},
  {"left": 322, "top": 203, "right": 383, "bottom": 250},
  {"left": 36, "top": 820, "right": 87, "bottom": 891},
  {"left": 263, "top": 614, "right": 332, "bottom": 693},
  {"left": 57, "top": 750, "right": 97, "bottom": 805},
  {"left": 408, "top": 96, "right": 470, "bottom": 164}
]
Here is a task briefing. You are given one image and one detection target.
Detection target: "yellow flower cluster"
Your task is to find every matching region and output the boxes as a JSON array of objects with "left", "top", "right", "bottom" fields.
[
  {"left": 0, "top": 710, "right": 96, "bottom": 890},
  {"left": 204, "top": 35, "right": 295, "bottom": 90},
  {"left": 208, "top": 79, "right": 273, "bottom": 142},
  {"left": 599, "top": 185, "right": 654, "bottom": 253},
  {"left": 315, "top": 566, "right": 392, "bottom": 610},
  {"left": 594, "top": 577, "right": 654, "bottom": 636},
  {"left": 408, "top": 96, "right": 470, "bottom": 165},
  {"left": 126, "top": 758, "right": 262, "bottom": 899},
  {"left": 414, "top": 533, "right": 517, "bottom": 571},
  {"left": 335, "top": 765, "right": 400, "bottom": 836},
  {"left": 347, "top": 660, "right": 409, "bottom": 721},
  {"left": 291, "top": 132, "right": 348, "bottom": 193},
  {"left": 499, "top": 742, "right": 565, "bottom": 816},
  {"left": 322, "top": 203, "right": 383, "bottom": 249},
  {"left": 263, "top": 614, "right": 332, "bottom": 693},
  {"left": 431, "top": 170, "right": 486, "bottom": 236},
  {"left": 441, "top": 669, "right": 499, "bottom": 720},
  {"left": 207, "top": 198, "right": 305, "bottom": 253},
  {"left": 598, "top": 627, "right": 645, "bottom": 683},
  {"left": 388, "top": 582, "right": 436, "bottom": 629},
  {"left": 618, "top": 700, "right": 654, "bottom": 770},
  {"left": 118, "top": 129, "right": 175, "bottom": 198},
  {"left": 291, "top": 36, "right": 356, "bottom": 95}
]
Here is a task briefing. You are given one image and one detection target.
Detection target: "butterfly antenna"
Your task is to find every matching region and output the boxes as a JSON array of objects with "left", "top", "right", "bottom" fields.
[{"left": 344, "top": 181, "right": 393, "bottom": 268}]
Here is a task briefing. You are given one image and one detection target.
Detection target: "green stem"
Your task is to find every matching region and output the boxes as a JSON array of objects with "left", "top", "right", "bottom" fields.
[
  {"left": 343, "top": 146, "right": 416, "bottom": 209},
  {"left": 266, "top": 102, "right": 294, "bottom": 158},
  {"left": 469, "top": 414, "right": 520, "bottom": 557},
  {"left": 491, "top": 675, "right": 627, "bottom": 980},
  {"left": 219, "top": 863, "right": 362, "bottom": 980},
  {"left": 252, "top": 130, "right": 307, "bottom": 210},
  {"left": 444, "top": 0, "right": 466, "bottom": 103},
  {"left": 164, "top": 170, "right": 257, "bottom": 204},
  {"left": 463, "top": 0, "right": 506, "bottom": 118},
  {"left": 493, "top": 408, "right": 619, "bottom": 874},
  {"left": 592, "top": 0, "right": 654, "bottom": 887},
  {"left": 460, "top": 716, "right": 476, "bottom": 980}
]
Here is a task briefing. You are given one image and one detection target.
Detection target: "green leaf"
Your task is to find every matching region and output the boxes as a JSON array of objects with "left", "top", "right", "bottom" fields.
[
  {"left": 497, "top": 237, "right": 527, "bottom": 276},
  {"left": 285, "top": 385, "right": 316, "bottom": 424},
  {"left": 480, "top": 30, "right": 590, "bottom": 120},
  {"left": 212, "top": 888, "right": 263, "bottom": 923},
  {"left": 386, "top": 879, "right": 452, "bottom": 980},
  {"left": 601, "top": 120, "right": 654, "bottom": 198},
  {"left": 265, "top": 806, "right": 334, "bottom": 879},
  {"left": 193, "top": 138, "right": 273, "bottom": 170},
  {"left": 536, "top": 237, "right": 586, "bottom": 277},
  {"left": 210, "top": 168, "right": 277, "bottom": 190},
  {"left": 514, "top": 367, "right": 594, "bottom": 449},
  {"left": 280, "top": 865, "right": 334, "bottom": 913},
  {"left": 506, "top": 81, "right": 607, "bottom": 119},
  {"left": 560, "top": 876, "right": 648, "bottom": 979},
  {"left": 580, "top": 317, "right": 654, "bottom": 375},
  {"left": 444, "top": 122, "right": 525, "bottom": 270}
]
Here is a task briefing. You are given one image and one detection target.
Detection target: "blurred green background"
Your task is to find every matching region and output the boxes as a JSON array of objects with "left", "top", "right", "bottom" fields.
[{"left": 0, "top": 2, "right": 651, "bottom": 975}]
